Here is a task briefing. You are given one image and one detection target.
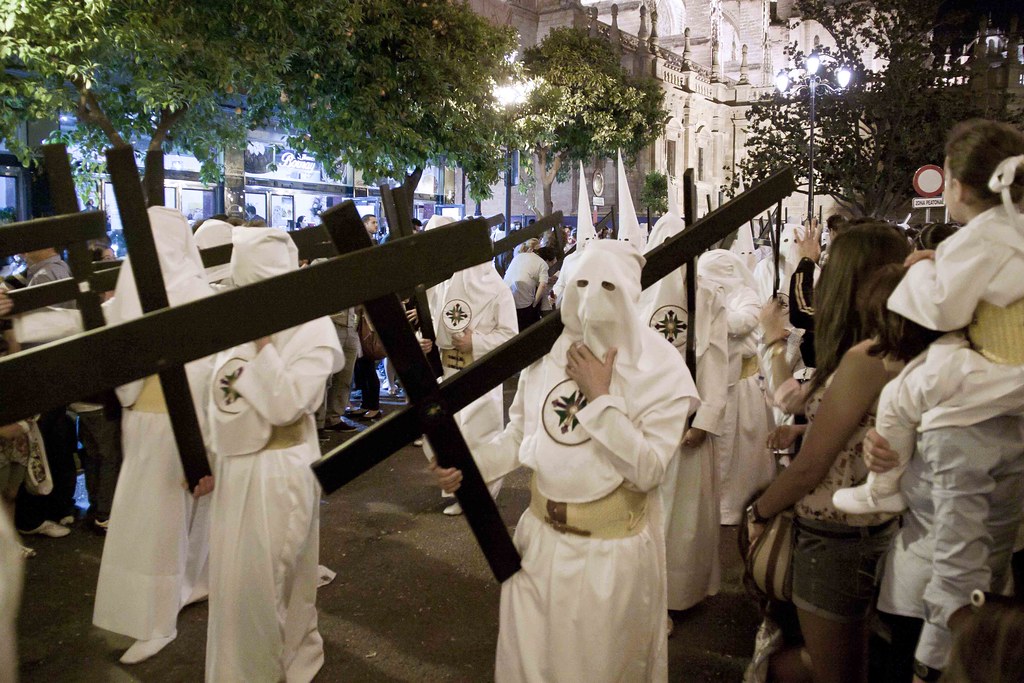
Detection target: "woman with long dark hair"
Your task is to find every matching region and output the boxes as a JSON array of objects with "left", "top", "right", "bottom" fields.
[{"left": 746, "top": 223, "right": 911, "bottom": 683}]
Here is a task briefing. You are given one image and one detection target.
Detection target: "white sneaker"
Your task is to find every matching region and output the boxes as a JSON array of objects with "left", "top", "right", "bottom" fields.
[
  {"left": 22, "top": 520, "right": 71, "bottom": 538},
  {"left": 413, "top": 438, "right": 424, "bottom": 447},
  {"left": 20, "top": 544, "right": 36, "bottom": 558},
  {"left": 59, "top": 515, "right": 75, "bottom": 526},
  {"left": 832, "top": 484, "right": 907, "bottom": 515},
  {"left": 443, "top": 502, "right": 463, "bottom": 516}
]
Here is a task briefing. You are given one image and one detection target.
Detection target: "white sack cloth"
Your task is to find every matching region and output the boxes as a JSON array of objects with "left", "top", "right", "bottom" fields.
[
  {"left": 93, "top": 207, "right": 215, "bottom": 642},
  {"left": 477, "top": 240, "right": 699, "bottom": 682},
  {"left": 640, "top": 214, "right": 727, "bottom": 610},
  {"left": 206, "top": 227, "right": 343, "bottom": 682}
]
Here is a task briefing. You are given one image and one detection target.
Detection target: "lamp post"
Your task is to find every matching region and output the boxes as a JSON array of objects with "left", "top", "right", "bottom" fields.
[
  {"left": 776, "top": 53, "right": 852, "bottom": 220},
  {"left": 493, "top": 82, "right": 530, "bottom": 232}
]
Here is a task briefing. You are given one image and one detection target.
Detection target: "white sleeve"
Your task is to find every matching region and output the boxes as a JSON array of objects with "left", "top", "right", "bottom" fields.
[
  {"left": 472, "top": 291, "right": 517, "bottom": 356},
  {"left": 477, "top": 370, "right": 527, "bottom": 483},
  {"left": 692, "top": 290, "right": 729, "bottom": 436},
  {"left": 727, "top": 288, "right": 760, "bottom": 337},
  {"left": 12, "top": 306, "right": 85, "bottom": 343},
  {"left": 232, "top": 342, "right": 336, "bottom": 426},
  {"left": 575, "top": 391, "right": 694, "bottom": 492},
  {"left": 888, "top": 240, "right": 1010, "bottom": 331},
  {"left": 874, "top": 372, "right": 921, "bottom": 467}
]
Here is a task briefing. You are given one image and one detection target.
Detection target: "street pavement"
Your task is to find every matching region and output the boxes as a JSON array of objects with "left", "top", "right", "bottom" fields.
[{"left": 17, "top": 384, "right": 759, "bottom": 681}]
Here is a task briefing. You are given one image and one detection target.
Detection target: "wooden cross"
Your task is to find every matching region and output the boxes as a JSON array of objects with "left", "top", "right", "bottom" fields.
[
  {"left": 0, "top": 148, "right": 497, "bottom": 490},
  {"left": 311, "top": 168, "right": 797, "bottom": 582},
  {"left": 322, "top": 195, "right": 531, "bottom": 582}
]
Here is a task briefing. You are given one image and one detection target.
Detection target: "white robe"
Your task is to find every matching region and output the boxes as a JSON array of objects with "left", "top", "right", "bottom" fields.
[
  {"left": 639, "top": 272, "right": 728, "bottom": 610},
  {"left": 716, "top": 287, "right": 776, "bottom": 524},
  {"left": 0, "top": 504, "right": 23, "bottom": 683},
  {"left": 477, "top": 330, "right": 697, "bottom": 682},
  {"left": 425, "top": 265, "right": 518, "bottom": 501},
  {"left": 205, "top": 317, "right": 342, "bottom": 683}
]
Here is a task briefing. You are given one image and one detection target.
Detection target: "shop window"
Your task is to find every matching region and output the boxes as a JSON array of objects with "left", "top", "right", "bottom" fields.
[
  {"left": 0, "top": 176, "right": 17, "bottom": 223},
  {"left": 164, "top": 187, "right": 177, "bottom": 209},
  {"left": 270, "top": 194, "right": 294, "bottom": 230},
  {"left": 245, "top": 192, "right": 268, "bottom": 222},
  {"left": 181, "top": 188, "right": 216, "bottom": 225}
]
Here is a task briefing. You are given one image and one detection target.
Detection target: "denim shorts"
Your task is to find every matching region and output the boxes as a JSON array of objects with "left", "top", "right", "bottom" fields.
[{"left": 791, "top": 516, "right": 896, "bottom": 623}]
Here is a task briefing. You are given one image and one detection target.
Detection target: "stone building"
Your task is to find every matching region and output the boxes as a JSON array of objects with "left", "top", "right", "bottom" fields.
[{"left": 471, "top": 0, "right": 1024, "bottom": 227}]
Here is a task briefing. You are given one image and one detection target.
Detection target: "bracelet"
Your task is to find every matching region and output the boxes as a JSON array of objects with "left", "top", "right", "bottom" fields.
[{"left": 746, "top": 502, "right": 770, "bottom": 525}]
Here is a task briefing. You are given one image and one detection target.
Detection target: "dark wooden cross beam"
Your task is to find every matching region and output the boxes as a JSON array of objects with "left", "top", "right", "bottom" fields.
[
  {"left": 8, "top": 223, "right": 341, "bottom": 315},
  {"left": 380, "top": 184, "right": 443, "bottom": 377},
  {"left": 490, "top": 212, "right": 563, "bottom": 258},
  {"left": 322, "top": 199, "right": 522, "bottom": 582},
  {"left": 312, "top": 167, "right": 797, "bottom": 509},
  {"left": 682, "top": 168, "right": 699, "bottom": 377},
  {"left": 105, "top": 145, "right": 212, "bottom": 489},
  {"left": 0, "top": 214, "right": 491, "bottom": 427}
]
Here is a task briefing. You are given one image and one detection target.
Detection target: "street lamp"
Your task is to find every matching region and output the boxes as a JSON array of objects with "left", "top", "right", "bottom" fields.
[
  {"left": 775, "top": 53, "right": 853, "bottom": 219},
  {"left": 493, "top": 80, "right": 531, "bottom": 232}
]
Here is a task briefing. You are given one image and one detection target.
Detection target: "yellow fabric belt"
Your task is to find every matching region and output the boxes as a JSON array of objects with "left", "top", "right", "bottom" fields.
[
  {"left": 968, "top": 299, "right": 1024, "bottom": 365},
  {"left": 265, "top": 420, "right": 305, "bottom": 450},
  {"left": 528, "top": 474, "right": 648, "bottom": 539},
  {"left": 129, "top": 375, "right": 168, "bottom": 414},
  {"left": 440, "top": 347, "right": 471, "bottom": 370},
  {"left": 740, "top": 354, "right": 759, "bottom": 380}
]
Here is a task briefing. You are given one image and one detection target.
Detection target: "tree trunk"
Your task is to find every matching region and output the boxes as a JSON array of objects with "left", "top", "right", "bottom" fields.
[
  {"left": 531, "top": 150, "right": 560, "bottom": 217},
  {"left": 402, "top": 167, "right": 424, "bottom": 202}
]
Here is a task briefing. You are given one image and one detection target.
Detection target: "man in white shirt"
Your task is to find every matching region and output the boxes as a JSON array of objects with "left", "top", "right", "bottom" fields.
[{"left": 502, "top": 238, "right": 548, "bottom": 331}]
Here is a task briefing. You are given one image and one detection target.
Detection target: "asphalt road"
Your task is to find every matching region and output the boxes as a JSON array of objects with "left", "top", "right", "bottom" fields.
[{"left": 16, "top": 386, "right": 759, "bottom": 682}]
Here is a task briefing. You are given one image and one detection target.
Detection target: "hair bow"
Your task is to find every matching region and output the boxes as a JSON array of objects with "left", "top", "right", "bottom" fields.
[{"left": 988, "top": 155, "right": 1024, "bottom": 225}]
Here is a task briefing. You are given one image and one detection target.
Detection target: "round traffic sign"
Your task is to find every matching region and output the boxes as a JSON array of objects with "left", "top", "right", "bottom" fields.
[{"left": 913, "top": 165, "right": 944, "bottom": 198}]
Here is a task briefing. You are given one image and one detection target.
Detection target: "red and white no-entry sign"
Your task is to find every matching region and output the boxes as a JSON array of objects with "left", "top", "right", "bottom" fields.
[{"left": 913, "top": 165, "right": 944, "bottom": 198}]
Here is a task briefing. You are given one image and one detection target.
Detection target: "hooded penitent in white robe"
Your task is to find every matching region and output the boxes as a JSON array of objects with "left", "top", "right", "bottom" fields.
[
  {"left": 698, "top": 250, "right": 776, "bottom": 524},
  {"left": 752, "top": 223, "right": 801, "bottom": 306},
  {"left": 639, "top": 212, "right": 727, "bottom": 610},
  {"left": 476, "top": 240, "right": 699, "bottom": 683},
  {"left": 423, "top": 214, "right": 457, "bottom": 316},
  {"left": 425, "top": 260, "right": 518, "bottom": 498},
  {"left": 92, "top": 207, "right": 216, "bottom": 647},
  {"left": 205, "top": 228, "right": 342, "bottom": 682}
]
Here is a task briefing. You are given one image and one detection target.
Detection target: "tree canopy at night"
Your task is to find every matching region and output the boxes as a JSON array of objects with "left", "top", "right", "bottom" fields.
[
  {"left": 516, "top": 27, "right": 668, "bottom": 216},
  {"left": 739, "top": 0, "right": 1021, "bottom": 219}
]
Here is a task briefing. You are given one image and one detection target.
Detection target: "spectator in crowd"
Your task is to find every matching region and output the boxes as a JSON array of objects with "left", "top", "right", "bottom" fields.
[
  {"left": 14, "top": 247, "right": 78, "bottom": 540},
  {"left": 502, "top": 238, "right": 549, "bottom": 331},
  {"left": 747, "top": 223, "right": 911, "bottom": 683}
]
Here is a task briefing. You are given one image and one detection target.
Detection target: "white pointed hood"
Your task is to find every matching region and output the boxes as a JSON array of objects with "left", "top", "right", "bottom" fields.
[
  {"left": 109, "top": 206, "right": 214, "bottom": 407},
  {"left": 424, "top": 214, "right": 455, "bottom": 232},
  {"left": 616, "top": 150, "right": 645, "bottom": 249},
  {"left": 193, "top": 218, "right": 234, "bottom": 285},
  {"left": 576, "top": 161, "right": 597, "bottom": 248},
  {"left": 436, "top": 261, "right": 506, "bottom": 352},
  {"left": 230, "top": 227, "right": 298, "bottom": 286},
  {"left": 211, "top": 227, "right": 342, "bottom": 457},
  {"left": 667, "top": 177, "right": 680, "bottom": 217},
  {"left": 731, "top": 224, "right": 757, "bottom": 271}
]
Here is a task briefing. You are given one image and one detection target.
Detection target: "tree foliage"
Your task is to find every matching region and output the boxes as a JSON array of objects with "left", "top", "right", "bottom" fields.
[
  {"left": 639, "top": 170, "right": 668, "bottom": 214},
  {"left": 516, "top": 27, "right": 668, "bottom": 215},
  {"left": 273, "top": 0, "right": 518, "bottom": 201},
  {"left": 738, "top": 0, "right": 1019, "bottom": 219},
  {"left": 1, "top": 0, "right": 305, "bottom": 183}
]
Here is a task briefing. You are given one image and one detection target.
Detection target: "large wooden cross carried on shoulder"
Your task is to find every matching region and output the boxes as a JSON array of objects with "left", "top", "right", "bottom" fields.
[{"left": 312, "top": 167, "right": 796, "bottom": 581}]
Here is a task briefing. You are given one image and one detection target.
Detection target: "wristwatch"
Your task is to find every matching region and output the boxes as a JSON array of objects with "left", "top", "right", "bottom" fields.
[
  {"left": 746, "top": 502, "right": 769, "bottom": 526},
  {"left": 913, "top": 660, "right": 942, "bottom": 682}
]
